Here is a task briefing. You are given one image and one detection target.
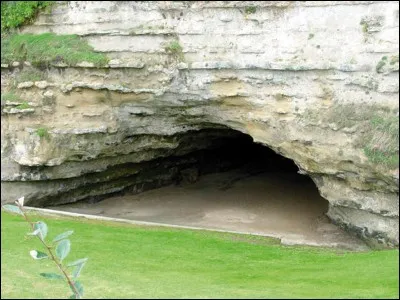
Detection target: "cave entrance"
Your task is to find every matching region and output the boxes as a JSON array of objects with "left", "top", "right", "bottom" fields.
[{"left": 50, "top": 128, "right": 366, "bottom": 248}]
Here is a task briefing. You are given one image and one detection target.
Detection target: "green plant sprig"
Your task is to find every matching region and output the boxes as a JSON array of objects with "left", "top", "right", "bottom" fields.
[{"left": 2, "top": 198, "right": 88, "bottom": 299}]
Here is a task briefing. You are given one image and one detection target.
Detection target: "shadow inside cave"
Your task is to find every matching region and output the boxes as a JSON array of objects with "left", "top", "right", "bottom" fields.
[{"left": 48, "top": 128, "right": 368, "bottom": 250}]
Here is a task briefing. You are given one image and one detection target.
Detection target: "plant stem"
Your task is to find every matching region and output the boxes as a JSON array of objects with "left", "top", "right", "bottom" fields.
[{"left": 15, "top": 201, "right": 81, "bottom": 299}]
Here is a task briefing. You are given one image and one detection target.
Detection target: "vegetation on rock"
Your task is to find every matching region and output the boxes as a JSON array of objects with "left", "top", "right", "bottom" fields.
[
  {"left": 245, "top": 6, "right": 257, "bottom": 14},
  {"left": 36, "top": 127, "right": 50, "bottom": 140},
  {"left": 1, "top": 91, "right": 22, "bottom": 103},
  {"left": 165, "top": 40, "right": 184, "bottom": 61},
  {"left": 1, "top": 1, "right": 53, "bottom": 32},
  {"left": 363, "top": 114, "right": 399, "bottom": 168},
  {"left": 16, "top": 101, "right": 31, "bottom": 109},
  {"left": 300, "top": 104, "right": 399, "bottom": 169},
  {"left": 376, "top": 57, "right": 387, "bottom": 73},
  {"left": 1, "top": 33, "right": 109, "bottom": 67},
  {"left": 16, "top": 67, "right": 47, "bottom": 82}
]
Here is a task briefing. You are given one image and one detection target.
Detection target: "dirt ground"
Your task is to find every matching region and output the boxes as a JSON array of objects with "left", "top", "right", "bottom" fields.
[{"left": 49, "top": 168, "right": 369, "bottom": 251}]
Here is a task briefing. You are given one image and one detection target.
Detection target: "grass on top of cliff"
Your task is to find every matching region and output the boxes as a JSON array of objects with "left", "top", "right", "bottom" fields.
[
  {"left": 1, "top": 1, "right": 53, "bottom": 32},
  {"left": 1, "top": 33, "right": 109, "bottom": 67},
  {"left": 1, "top": 211, "right": 399, "bottom": 299}
]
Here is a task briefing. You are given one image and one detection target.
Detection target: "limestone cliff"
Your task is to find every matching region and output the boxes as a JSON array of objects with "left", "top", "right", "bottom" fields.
[{"left": 1, "top": 1, "right": 399, "bottom": 247}]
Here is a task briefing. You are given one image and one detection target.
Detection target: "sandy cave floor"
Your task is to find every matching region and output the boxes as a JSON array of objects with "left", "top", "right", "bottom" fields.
[{"left": 49, "top": 168, "right": 369, "bottom": 251}]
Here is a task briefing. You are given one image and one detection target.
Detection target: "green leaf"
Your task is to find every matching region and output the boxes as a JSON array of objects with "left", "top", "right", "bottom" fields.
[
  {"left": 67, "top": 258, "right": 88, "bottom": 267},
  {"left": 70, "top": 281, "right": 84, "bottom": 298},
  {"left": 40, "top": 272, "right": 64, "bottom": 280},
  {"left": 30, "top": 250, "right": 48, "bottom": 260},
  {"left": 56, "top": 239, "right": 71, "bottom": 261},
  {"left": 27, "top": 229, "right": 40, "bottom": 236},
  {"left": 2, "top": 204, "right": 22, "bottom": 215},
  {"left": 53, "top": 230, "right": 74, "bottom": 243},
  {"left": 73, "top": 263, "right": 86, "bottom": 278},
  {"left": 34, "top": 221, "right": 48, "bottom": 240},
  {"left": 67, "top": 258, "right": 88, "bottom": 278},
  {"left": 74, "top": 281, "right": 84, "bottom": 298}
]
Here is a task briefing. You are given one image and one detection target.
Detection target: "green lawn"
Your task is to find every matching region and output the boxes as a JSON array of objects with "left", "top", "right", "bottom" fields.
[{"left": 1, "top": 211, "right": 399, "bottom": 299}]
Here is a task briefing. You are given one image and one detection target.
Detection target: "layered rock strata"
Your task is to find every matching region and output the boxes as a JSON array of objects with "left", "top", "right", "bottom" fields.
[{"left": 1, "top": 1, "right": 399, "bottom": 247}]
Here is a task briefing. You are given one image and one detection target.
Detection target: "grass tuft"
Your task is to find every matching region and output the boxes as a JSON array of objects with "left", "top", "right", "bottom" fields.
[
  {"left": 165, "top": 40, "right": 184, "bottom": 61},
  {"left": 165, "top": 40, "right": 183, "bottom": 54},
  {"left": 16, "top": 101, "right": 31, "bottom": 109},
  {"left": 245, "top": 6, "right": 257, "bottom": 14},
  {"left": 363, "top": 115, "right": 399, "bottom": 168},
  {"left": 35, "top": 127, "right": 50, "bottom": 140},
  {"left": 376, "top": 56, "right": 387, "bottom": 73}
]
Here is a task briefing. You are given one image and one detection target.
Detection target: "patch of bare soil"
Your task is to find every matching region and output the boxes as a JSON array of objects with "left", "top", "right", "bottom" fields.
[{"left": 49, "top": 168, "right": 369, "bottom": 251}]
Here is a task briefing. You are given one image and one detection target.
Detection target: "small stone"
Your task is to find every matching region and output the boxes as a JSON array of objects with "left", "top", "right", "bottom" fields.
[
  {"left": 126, "top": 62, "right": 145, "bottom": 68},
  {"left": 147, "top": 65, "right": 163, "bottom": 72},
  {"left": 264, "top": 74, "right": 274, "bottom": 80},
  {"left": 17, "top": 82, "right": 34, "bottom": 89},
  {"left": 12, "top": 61, "right": 20, "bottom": 67},
  {"left": 35, "top": 81, "right": 48, "bottom": 89},
  {"left": 343, "top": 127, "right": 356, "bottom": 134},
  {"left": 61, "top": 84, "right": 73, "bottom": 93},
  {"left": 8, "top": 108, "right": 35, "bottom": 114},
  {"left": 83, "top": 112, "right": 103, "bottom": 117},
  {"left": 1, "top": 64, "right": 9, "bottom": 68},
  {"left": 52, "top": 62, "right": 68, "bottom": 67},
  {"left": 43, "top": 90, "right": 54, "bottom": 98},
  {"left": 276, "top": 110, "right": 288, "bottom": 114},
  {"left": 328, "top": 123, "right": 339, "bottom": 131},
  {"left": 219, "top": 15, "right": 233, "bottom": 22},
  {"left": 42, "top": 107, "right": 53, "bottom": 113},
  {"left": 24, "top": 61, "right": 32, "bottom": 67},
  {"left": 297, "top": 169, "right": 307, "bottom": 175},
  {"left": 327, "top": 74, "right": 347, "bottom": 81},
  {"left": 108, "top": 59, "right": 121, "bottom": 67},
  {"left": 76, "top": 61, "right": 95, "bottom": 68},
  {"left": 176, "top": 62, "right": 188, "bottom": 69}
]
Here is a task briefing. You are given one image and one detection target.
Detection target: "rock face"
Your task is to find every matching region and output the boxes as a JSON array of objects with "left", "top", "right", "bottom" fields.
[{"left": 1, "top": 1, "right": 399, "bottom": 247}]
